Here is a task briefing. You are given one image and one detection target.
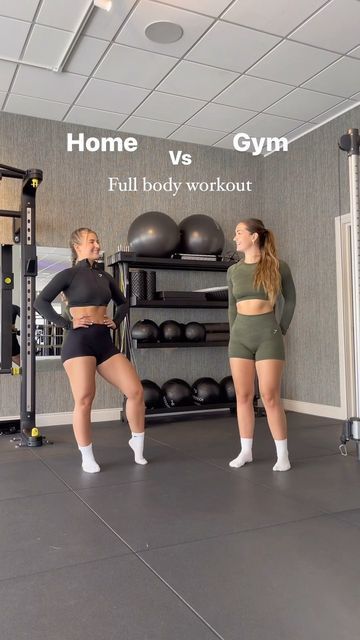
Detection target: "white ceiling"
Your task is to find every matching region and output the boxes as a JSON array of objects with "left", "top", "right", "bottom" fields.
[{"left": 1, "top": 0, "right": 360, "bottom": 151}]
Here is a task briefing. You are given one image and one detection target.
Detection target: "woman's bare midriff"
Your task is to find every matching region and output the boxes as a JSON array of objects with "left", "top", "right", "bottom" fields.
[
  {"left": 236, "top": 300, "right": 273, "bottom": 315},
  {"left": 69, "top": 305, "right": 108, "bottom": 324}
]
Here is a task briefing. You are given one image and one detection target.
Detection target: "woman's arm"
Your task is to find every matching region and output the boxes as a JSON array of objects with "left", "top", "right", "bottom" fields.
[{"left": 279, "top": 261, "right": 296, "bottom": 335}]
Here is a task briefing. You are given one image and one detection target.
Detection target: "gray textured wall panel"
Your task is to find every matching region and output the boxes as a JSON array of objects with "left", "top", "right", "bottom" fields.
[{"left": 0, "top": 112, "right": 262, "bottom": 416}]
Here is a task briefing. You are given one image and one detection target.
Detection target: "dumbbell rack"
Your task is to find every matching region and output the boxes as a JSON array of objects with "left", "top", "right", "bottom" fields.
[{"left": 108, "top": 251, "right": 265, "bottom": 420}]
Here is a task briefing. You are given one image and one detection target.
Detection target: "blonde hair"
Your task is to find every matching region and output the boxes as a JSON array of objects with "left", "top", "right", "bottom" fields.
[
  {"left": 69, "top": 227, "right": 97, "bottom": 266},
  {"left": 241, "top": 218, "right": 281, "bottom": 305}
]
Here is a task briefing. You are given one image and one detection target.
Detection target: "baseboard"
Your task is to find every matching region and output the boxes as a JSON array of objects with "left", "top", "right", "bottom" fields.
[
  {"left": 35, "top": 408, "right": 122, "bottom": 427},
  {"left": 282, "top": 399, "right": 345, "bottom": 420}
]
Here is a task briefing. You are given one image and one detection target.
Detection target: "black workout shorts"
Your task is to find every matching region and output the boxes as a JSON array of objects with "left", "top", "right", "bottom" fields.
[{"left": 61, "top": 324, "right": 119, "bottom": 365}]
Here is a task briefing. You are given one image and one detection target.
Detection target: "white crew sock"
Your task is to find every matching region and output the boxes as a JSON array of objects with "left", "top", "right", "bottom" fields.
[
  {"left": 273, "top": 438, "right": 291, "bottom": 471},
  {"left": 79, "top": 443, "right": 100, "bottom": 473},
  {"left": 229, "top": 438, "right": 253, "bottom": 468},
  {"left": 129, "top": 432, "right": 148, "bottom": 465}
]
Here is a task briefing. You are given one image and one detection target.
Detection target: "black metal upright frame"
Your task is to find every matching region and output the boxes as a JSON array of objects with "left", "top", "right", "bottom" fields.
[{"left": 0, "top": 164, "right": 43, "bottom": 434}]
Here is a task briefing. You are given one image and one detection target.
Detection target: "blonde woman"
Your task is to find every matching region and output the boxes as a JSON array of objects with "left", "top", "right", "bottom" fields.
[
  {"left": 35, "top": 228, "right": 147, "bottom": 472},
  {"left": 227, "top": 219, "right": 296, "bottom": 471}
]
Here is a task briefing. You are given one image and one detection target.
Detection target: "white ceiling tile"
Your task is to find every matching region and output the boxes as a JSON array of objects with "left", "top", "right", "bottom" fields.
[
  {"left": 213, "top": 134, "right": 236, "bottom": 149},
  {"left": 265, "top": 88, "right": 343, "bottom": 121},
  {"left": 152, "top": 0, "right": 233, "bottom": 17},
  {"left": 239, "top": 113, "right": 305, "bottom": 137},
  {"left": 76, "top": 78, "right": 150, "bottom": 113},
  {"left": 0, "top": 0, "right": 39, "bottom": 21},
  {"left": 223, "top": 0, "right": 327, "bottom": 37},
  {"left": 37, "top": 0, "right": 90, "bottom": 32},
  {"left": 157, "top": 60, "right": 238, "bottom": 100},
  {"left": 285, "top": 123, "right": 319, "bottom": 141},
  {"left": 66, "top": 36, "right": 109, "bottom": 75},
  {"left": 12, "top": 67, "right": 88, "bottom": 103},
  {"left": 303, "top": 57, "right": 360, "bottom": 97},
  {"left": 349, "top": 45, "right": 360, "bottom": 59},
  {"left": 4, "top": 94, "right": 70, "bottom": 120},
  {"left": 168, "top": 125, "right": 226, "bottom": 145},
  {"left": 249, "top": 41, "right": 339, "bottom": 85},
  {"left": 116, "top": 0, "right": 213, "bottom": 57},
  {"left": 64, "top": 106, "right": 128, "bottom": 129},
  {"left": 134, "top": 92, "right": 205, "bottom": 123},
  {"left": 186, "top": 21, "right": 280, "bottom": 72},
  {"left": 214, "top": 75, "right": 292, "bottom": 111},
  {"left": 310, "top": 99, "right": 359, "bottom": 123},
  {"left": 0, "top": 60, "right": 16, "bottom": 92},
  {"left": 187, "top": 103, "right": 255, "bottom": 132},
  {"left": 95, "top": 44, "right": 177, "bottom": 89},
  {"left": 22, "top": 25, "right": 72, "bottom": 69},
  {"left": 0, "top": 16, "right": 30, "bottom": 59},
  {"left": 119, "top": 116, "right": 178, "bottom": 137},
  {"left": 290, "top": 0, "right": 360, "bottom": 55},
  {"left": 85, "top": 0, "right": 137, "bottom": 40}
]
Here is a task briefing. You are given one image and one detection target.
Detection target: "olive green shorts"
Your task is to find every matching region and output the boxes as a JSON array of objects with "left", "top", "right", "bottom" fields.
[{"left": 228, "top": 312, "right": 285, "bottom": 361}]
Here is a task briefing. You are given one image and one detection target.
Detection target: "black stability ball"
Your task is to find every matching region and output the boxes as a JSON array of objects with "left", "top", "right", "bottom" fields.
[
  {"left": 162, "top": 378, "right": 193, "bottom": 407},
  {"left": 131, "top": 319, "right": 159, "bottom": 342},
  {"left": 141, "top": 379, "right": 164, "bottom": 409},
  {"left": 179, "top": 214, "right": 225, "bottom": 255},
  {"left": 128, "top": 211, "right": 180, "bottom": 257},
  {"left": 159, "top": 320, "right": 184, "bottom": 342},
  {"left": 185, "top": 322, "right": 206, "bottom": 342},
  {"left": 220, "top": 376, "right": 236, "bottom": 402},
  {"left": 192, "top": 377, "right": 222, "bottom": 404}
]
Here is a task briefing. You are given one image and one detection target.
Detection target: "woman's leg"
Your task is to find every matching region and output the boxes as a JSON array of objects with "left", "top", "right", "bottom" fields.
[
  {"left": 229, "top": 357, "right": 256, "bottom": 467},
  {"left": 97, "top": 354, "right": 147, "bottom": 464},
  {"left": 255, "top": 359, "right": 290, "bottom": 471},
  {"left": 63, "top": 356, "right": 98, "bottom": 472}
]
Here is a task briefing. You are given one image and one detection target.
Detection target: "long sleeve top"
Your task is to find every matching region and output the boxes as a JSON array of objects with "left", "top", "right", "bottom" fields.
[
  {"left": 34, "top": 258, "right": 128, "bottom": 329},
  {"left": 226, "top": 260, "right": 296, "bottom": 334}
]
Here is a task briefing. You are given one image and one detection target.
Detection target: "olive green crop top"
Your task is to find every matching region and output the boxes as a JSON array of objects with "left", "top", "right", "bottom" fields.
[{"left": 226, "top": 260, "right": 296, "bottom": 335}]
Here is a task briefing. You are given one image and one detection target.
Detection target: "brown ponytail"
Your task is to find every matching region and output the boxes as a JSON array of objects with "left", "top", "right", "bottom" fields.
[{"left": 242, "top": 218, "right": 281, "bottom": 305}]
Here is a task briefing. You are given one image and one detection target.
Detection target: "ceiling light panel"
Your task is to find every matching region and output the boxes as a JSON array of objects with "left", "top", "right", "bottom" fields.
[
  {"left": 265, "top": 88, "right": 343, "bottom": 121},
  {"left": 36, "top": 0, "right": 91, "bottom": 32},
  {"left": 303, "top": 57, "right": 360, "bottom": 97},
  {"left": 187, "top": 102, "right": 255, "bottom": 132},
  {"left": 223, "top": 0, "right": 327, "bottom": 37},
  {"left": 65, "top": 36, "right": 109, "bottom": 75},
  {"left": 95, "top": 44, "right": 177, "bottom": 89},
  {"left": 85, "top": 0, "right": 137, "bottom": 40},
  {"left": 0, "top": 60, "right": 17, "bottom": 92},
  {"left": 248, "top": 40, "right": 340, "bottom": 85},
  {"left": 65, "top": 105, "right": 128, "bottom": 129},
  {"left": 214, "top": 75, "right": 293, "bottom": 111},
  {"left": 0, "top": 0, "right": 39, "bottom": 22},
  {"left": 0, "top": 16, "right": 31, "bottom": 59},
  {"left": 119, "top": 115, "right": 178, "bottom": 137},
  {"left": 133, "top": 91, "right": 205, "bottom": 123},
  {"left": 12, "top": 67, "right": 88, "bottom": 103},
  {"left": 76, "top": 78, "right": 150, "bottom": 113},
  {"left": 289, "top": 0, "right": 360, "bottom": 55},
  {"left": 22, "top": 25, "right": 73, "bottom": 68},
  {"left": 157, "top": 60, "right": 238, "bottom": 101},
  {"left": 4, "top": 94, "right": 70, "bottom": 120},
  {"left": 186, "top": 22, "right": 280, "bottom": 72},
  {"left": 116, "top": 0, "right": 213, "bottom": 56},
  {"left": 154, "top": 0, "right": 233, "bottom": 17}
]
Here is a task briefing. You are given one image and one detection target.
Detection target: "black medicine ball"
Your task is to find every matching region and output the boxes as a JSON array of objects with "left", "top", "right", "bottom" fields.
[
  {"left": 192, "top": 377, "right": 222, "bottom": 404},
  {"left": 162, "top": 378, "right": 193, "bottom": 407},
  {"left": 131, "top": 319, "right": 159, "bottom": 342},
  {"left": 141, "top": 379, "right": 163, "bottom": 409}
]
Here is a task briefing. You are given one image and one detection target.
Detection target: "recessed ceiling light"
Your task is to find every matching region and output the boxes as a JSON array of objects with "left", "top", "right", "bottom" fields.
[
  {"left": 94, "top": 0, "right": 112, "bottom": 11},
  {"left": 145, "top": 21, "right": 184, "bottom": 44}
]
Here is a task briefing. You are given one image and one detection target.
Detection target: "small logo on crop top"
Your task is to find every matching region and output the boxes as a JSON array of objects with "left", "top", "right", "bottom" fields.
[
  {"left": 98, "top": 273, "right": 103, "bottom": 277},
  {"left": 273, "top": 329, "right": 278, "bottom": 335}
]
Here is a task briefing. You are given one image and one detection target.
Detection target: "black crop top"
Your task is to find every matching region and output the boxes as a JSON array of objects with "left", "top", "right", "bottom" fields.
[{"left": 34, "top": 259, "right": 128, "bottom": 330}]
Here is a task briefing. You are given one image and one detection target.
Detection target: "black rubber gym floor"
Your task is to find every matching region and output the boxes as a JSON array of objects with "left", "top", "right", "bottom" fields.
[{"left": 0, "top": 411, "right": 359, "bottom": 640}]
